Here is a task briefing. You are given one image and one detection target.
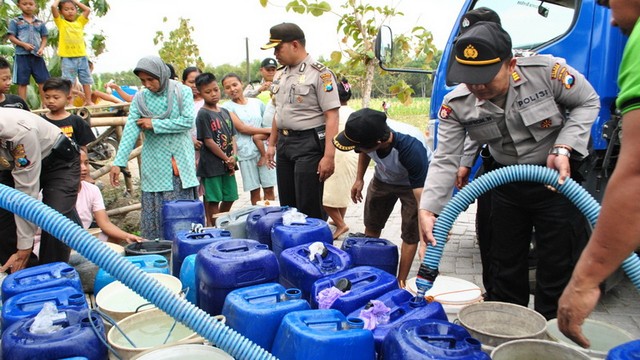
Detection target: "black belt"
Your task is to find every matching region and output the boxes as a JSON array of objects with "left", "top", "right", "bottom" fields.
[{"left": 278, "top": 125, "right": 325, "bottom": 137}]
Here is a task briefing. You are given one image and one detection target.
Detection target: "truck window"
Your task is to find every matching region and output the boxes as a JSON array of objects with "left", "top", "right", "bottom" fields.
[{"left": 472, "top": 0, "right": 576, "bottom": 50}]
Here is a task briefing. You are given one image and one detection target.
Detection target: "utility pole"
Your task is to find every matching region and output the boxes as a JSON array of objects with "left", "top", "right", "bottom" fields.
[{"left": 246, "top": 37, "right": 251, "bottom": 85}]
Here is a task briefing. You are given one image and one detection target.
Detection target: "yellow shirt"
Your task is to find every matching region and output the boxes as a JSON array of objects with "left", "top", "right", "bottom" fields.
[{"left": 54, "top": 15, "right": 88, "bottom": 57}]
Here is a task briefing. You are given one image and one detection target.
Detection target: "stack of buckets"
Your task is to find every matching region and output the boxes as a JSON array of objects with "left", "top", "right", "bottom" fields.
[{"left": 1, "top": 262, "right": 107, "bottom": 360}]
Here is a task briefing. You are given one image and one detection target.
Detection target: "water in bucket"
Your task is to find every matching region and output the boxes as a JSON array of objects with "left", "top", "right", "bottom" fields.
[
  {"left": 546, "top": 318, "right": 635, "bottom": 359},
  {"left": 406, "top": 275, "right": 483, "bottom": 321}
]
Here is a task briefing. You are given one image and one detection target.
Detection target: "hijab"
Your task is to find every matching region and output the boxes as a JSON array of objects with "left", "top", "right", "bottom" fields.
[{"left": 133, "top": 55, "right": 182, "bottom": 119}]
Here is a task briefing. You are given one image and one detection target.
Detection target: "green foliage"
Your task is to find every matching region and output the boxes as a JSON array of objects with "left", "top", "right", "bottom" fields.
[{"left": 153, "top": 17, "right": 205, "bottom": 78}]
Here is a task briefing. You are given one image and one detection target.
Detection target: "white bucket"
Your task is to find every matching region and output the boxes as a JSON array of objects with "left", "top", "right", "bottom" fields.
[
  {"left": 491, "top": 339, "right": 591, "bottom": 360},
  {"left": 406, "top": 275, "right": 483, "bottom": 321},
  {"left": 107, "top": 308, "right": 203, "bottom": 360},
  {"left": 133, "top": 344, "right": 233, "bottom": 360},
  {"left": 96, "top": 273, "right": 182, "bottom": 322},
  {"left": 546, "top": 318, "right": 635, "bottom": 359}
]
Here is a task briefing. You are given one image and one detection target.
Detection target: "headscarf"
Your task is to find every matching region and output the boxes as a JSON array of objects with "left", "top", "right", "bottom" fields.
[{"left": 133, "top": 55, "right": 181, "bottom": 119}]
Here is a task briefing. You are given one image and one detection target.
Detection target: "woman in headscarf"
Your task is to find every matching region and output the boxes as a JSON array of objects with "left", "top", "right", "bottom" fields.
[{"left": 109, "top": 55, "right": 199, "bottom": 240}]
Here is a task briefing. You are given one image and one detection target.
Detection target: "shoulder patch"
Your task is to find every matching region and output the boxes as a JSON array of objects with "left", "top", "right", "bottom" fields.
[
  {"left": 12, "top": 144, "right": 31, "bottom": 168},
  {"left": 310, "top": 61, "right": 327, "bottom": 72},
  {"left": 439, "top": 105, "right": 453, "bottom": 119}
]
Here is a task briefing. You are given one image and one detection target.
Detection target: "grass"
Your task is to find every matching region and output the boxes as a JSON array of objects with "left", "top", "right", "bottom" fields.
[{"left": 348, "top": 97, "right": 432, "bottom": 131}]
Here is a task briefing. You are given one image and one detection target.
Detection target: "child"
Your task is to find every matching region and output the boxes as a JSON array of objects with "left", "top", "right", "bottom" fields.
[
  {"left": 7, "top": 0, "right": 50, "bottom": 105},
  {"left": 42, "top": 77, "right": 96, "bottom": 152},
  {"left": 194, "top": 73, "right": 238, "bottom": 225},
  {"left": 0, "top": 57, "right": 30, "bottom": 110},
  {"left": 51, "top": 0, "right": 93, "bottom": 106}
]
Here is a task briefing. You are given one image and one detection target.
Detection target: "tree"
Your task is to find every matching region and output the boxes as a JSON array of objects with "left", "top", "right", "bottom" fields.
[
  {"left": 259, "top": 0, "right": 438, "bottom": 106},
  {"left": 153, "top": 17, "right": 205, "bottom": 78}
]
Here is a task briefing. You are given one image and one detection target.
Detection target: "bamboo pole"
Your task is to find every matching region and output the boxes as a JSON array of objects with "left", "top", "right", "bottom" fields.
[
  {"left": 106, "top": 203, "right": 142, "bottom": 216},
  {"left": 89, "top": 117, "right": 127, "bottom": 127}
]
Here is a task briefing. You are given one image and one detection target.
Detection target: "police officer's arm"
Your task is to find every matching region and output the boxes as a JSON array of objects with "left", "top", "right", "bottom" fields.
[
  {"left": 1, "top": 131, "right": 44, "bottom": 271},
  {"left": 318, "top": 108, "right": 338, "bottom": 181},
  {"left": 351, "top": 152, "right": 371, "bottom": 204},
  {"left": 457, "top": 134, "right": 480, "bottom": 189},
  {"left": 547, "top": 60, "right": 600, "bottom": 182},
  {"left": 150, "top": 86, "right": 196, "bottom": 134},
  {"left": 266, "top": 114, "right": 278, "bottom": 168},
  {"left": 419, "top": 102, "right": 467, "bottom": 246},
  {"left": 243, "top": 83, "right": 261, "bottom": 98}
]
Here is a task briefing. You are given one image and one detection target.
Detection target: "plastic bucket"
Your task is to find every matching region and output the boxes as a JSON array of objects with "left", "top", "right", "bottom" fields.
[
  {"left": 491, "top": 339, "right": 591, "bottom": 360},
  {"left": 457, "top": 301, "right": 547, "bottom": 353},
  {"left": 546, "top": 318, "right": 635, "bottom": 359},
  {"left": 406, "top": 275, "right": 483, "bottom": 321},
  {"left": 107, "top": 308, "right": 210, "bottom": 360},
  {"left": 133, "top": 344, "right": 233, "bottom": 360},
  {"left": 125, "top": 240, "right": 172, "bottom": 265},
  {"left": 96, "top": 273, "right": 182, "bottom": 322}
]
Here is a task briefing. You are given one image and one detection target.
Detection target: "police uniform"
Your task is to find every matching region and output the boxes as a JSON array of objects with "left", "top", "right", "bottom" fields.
[
  {"left": 421, "top": 22, "right": 600, "bottom": 319},
  {"left": 271, "top": 55, "right": 340, "bottom": 218},
  {"left": 0, "top": 108, "right": 81, "bottom": 268}
]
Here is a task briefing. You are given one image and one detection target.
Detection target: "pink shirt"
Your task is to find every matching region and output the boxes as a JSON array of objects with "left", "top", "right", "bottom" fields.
[{"left": 76, "top": 181, "right": 107, "bottom": 241}]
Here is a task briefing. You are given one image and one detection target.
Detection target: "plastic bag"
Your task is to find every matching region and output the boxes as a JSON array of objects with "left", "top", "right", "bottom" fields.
[
  {"left": 359, "top": 300, "right": 391, "bottom": 330},
  {"left": 308, "top": 242, "right": 328, "bottom": 261},
  {"left": 282, "top": 208, "right": 307, "bottom": 226},
  {"left": 29, "top": 302, "right": 65, "bottom": 334}
]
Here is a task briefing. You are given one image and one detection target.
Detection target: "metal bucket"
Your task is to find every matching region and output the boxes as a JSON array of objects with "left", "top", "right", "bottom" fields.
[
  {"left": 546, "top": 318, "right": 635, "bottom": 359},
  {"left": 491, "top": 339, "right": 591, "bottom": 360},
  {"left": 457, "top": 301, "right": 547, "bottom": 353}
]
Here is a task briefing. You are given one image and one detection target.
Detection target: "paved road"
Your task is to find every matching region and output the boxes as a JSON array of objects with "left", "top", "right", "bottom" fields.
[{"left": 229, "top": 170, "right": 640, "bottom": 339}]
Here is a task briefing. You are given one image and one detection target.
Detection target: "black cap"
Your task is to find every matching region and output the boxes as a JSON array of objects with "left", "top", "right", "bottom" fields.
[
  {"left": 261, "top": 23, "right": 305, "bottom": 50},
  {"left": 261, "top": 58, "right": 278, "bottom": 68},
  {"left": 447, "top": 22, "right": 512, "bottom": 85},
  {"left": 333, "top": 108, "right": 388, "bottom": 151},
  {"left": 459, "top": 7, "right": 501, "bottom": 34}
]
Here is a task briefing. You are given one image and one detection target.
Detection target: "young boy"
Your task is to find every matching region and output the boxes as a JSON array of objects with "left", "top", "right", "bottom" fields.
[
  {"left": 51, "top": 0, "right": 93, "bottom": 106},
  {"left": 42, "top": 77, "right": 95, "bottom": 152},
  {"left": 7, "top": 0, "right": 50, "bottom": 105},
  {"left": 194, "top": 73, "right": 238, "bottom": 225},
  {"left": 0, "top": 57, "right": 30, "bottom": 110}
]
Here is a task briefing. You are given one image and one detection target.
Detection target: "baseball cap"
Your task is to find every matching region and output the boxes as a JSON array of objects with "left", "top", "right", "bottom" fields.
[
  {"left": 446, "top": 21, "right": 512, "bottom": 85},
  {"left": 261, "top": 23, "right": 305, "bottom": 50},
  {"left": 333, "top": 108, "right": 388, "bottom": 151},
  {"left": 459, "top": 7, "right": 501, "bottom": 34},
  {"left": 261, "top": 58, "right": 278, "bottom": 68}
]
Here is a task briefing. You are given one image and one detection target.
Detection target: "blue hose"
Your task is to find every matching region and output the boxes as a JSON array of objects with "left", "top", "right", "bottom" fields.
[
  {"left": 415, "top": 164, "right": 640, "bottom": 297},
  {"left": 0, "top": 184, "right": 276, "bottom": 360}
]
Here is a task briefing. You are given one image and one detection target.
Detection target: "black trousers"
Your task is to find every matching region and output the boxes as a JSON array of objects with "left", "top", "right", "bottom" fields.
[
  {"left": 487, "top": 180, "right": 588, "bottom": 319},
  {"left": 276, "top": 129, "right": 326, "bottom": 219},
  {"left": 0, "top": 152, "right": 80, "bottom": 269}
]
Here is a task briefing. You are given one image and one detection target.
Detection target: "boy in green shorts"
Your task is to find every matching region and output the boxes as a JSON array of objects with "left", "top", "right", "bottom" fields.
[{"left": 194, "top": 73, "right": 238, "bottom": 226}]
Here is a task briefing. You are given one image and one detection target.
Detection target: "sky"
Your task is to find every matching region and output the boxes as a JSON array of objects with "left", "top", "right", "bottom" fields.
[{"left": 88, "top": 0, "right": 466, "bottom": 74}]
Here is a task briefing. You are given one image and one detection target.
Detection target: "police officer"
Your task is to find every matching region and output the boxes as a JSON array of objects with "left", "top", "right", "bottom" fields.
[
  {"left": 263, "top": 23, "right": 340, "bottom": 219},
  {"left": 0, "top": 108, "right": 80, "bottom": 273},
  {"left": 244, "top": 57, "right": 278, "bottom": 100},
  {"left": 419, "top": 22, "right": 600, "bottom": 319}
]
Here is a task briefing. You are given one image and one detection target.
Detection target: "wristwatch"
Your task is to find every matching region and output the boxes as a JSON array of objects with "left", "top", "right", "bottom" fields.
[{"left": 549, "top": 147, "right": 571, "bottom": 157}]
